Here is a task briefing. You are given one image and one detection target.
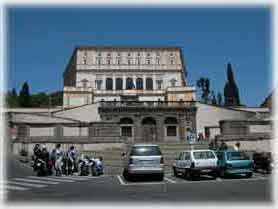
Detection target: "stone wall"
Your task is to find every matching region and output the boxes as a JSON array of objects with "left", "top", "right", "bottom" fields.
[{"left": 196, "top": 102, "right": 255, "bottom": 135}]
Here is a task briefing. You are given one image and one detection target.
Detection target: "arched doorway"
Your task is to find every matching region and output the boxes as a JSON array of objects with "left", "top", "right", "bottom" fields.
[{"left": 141, "top": 117, "right": 157, "bottom": 142}]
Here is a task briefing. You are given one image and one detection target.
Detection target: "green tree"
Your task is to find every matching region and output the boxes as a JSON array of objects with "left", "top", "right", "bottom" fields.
[
  {"left": 30, "top": 92, "right": 49, "bottom": 107},
  {"left": 6, "top": 88, "right": 18, "bottom": 107},
  {"left": 217, "top": 92, "right": 223, "bottom": 106},
  {"left": 19, "top": 82, "right": 31, "bottom": 107},
  {"left": 210, "top": 91, "right": 217, "bottom": 105},
  {"left": 196, "top": 77, "right": 210, "bottom": 103},
  {"left": 224, "top": 63, "right": 241, "bottom": 106},
  {"left": 49, "top": 91, "right": 63, "bottom": 107}
]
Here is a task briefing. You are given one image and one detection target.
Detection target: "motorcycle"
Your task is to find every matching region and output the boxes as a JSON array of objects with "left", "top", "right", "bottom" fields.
[
  {"left": 33, "top": 158, "right": 48, "bottom": 176},
  {"left": 79, "top": 158, "right": 90, "bottom": 176},
  {"left": 90, "top": 158, "right": 104, "bottom": 176}
]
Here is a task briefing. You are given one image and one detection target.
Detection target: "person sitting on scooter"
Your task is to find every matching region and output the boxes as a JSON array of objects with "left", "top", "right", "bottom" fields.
[
  {"left": 41, "top": 145, "right": 52, "bottom": 175},
  {"left": 33, "top": 144, "right": 42, "bottom": 161}
]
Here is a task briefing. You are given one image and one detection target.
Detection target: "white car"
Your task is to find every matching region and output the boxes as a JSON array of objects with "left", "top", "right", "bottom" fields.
[{"left": 172, "top": 149, "right": 218, "bottom": 179}]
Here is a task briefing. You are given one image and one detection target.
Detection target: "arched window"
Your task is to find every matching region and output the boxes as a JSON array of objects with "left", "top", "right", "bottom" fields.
[
  {"left": 146, "top": 77, "right": 153, "bottom": 90},
  {"left": 106, "top": 78, "right": 113, "bottom": 90},
  {"left": 126, "top": 77, "right": 134, "bottom": 90},
  {"left": 142, "top": 117, "right": 156, "bottom": 125},
  {"left": 116, "top": 78, "right": 123, "bottom": 90},
  {"left": 136, "top": 78, "right": 143, "bottom": 90}
]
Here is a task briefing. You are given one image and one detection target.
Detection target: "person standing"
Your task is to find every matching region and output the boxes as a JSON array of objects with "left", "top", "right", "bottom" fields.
[{"left": 52, "top": 144, "right": 64, "bottom": 176}]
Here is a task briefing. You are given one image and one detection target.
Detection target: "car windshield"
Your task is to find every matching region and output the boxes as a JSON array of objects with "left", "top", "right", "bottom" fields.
[
  {"left": 227, "top": 151, "right": 249, "bottom": 161},
  {"left": 130, "top": 146, "right": 162, "bottom": 156},
  {"left": 193, "top": 151, "right": 216, "bottom": 159}
]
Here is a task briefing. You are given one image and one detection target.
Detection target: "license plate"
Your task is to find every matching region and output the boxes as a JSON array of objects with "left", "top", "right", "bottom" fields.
[{"left": 202, "top": 169, "right": 212, "bottom": 172}]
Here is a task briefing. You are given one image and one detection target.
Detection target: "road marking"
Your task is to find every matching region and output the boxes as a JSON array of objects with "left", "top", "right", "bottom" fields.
[
  {"left": 51, "top": 176, "right": 88, "bottom": 181},
  {"left": 164, "top": 177, "right": 176, "bottom": 183},
  {"left": 7, "top": 181, "right": 47, "bottom": 188},
  {"left": 3, "top": 185, "right": 29, "bottom": 191},
  {"left": 117, "top": 175, "right": 126, "bottom": 185},
  {"left": 13, "top": 178, "right": 59, "bottom": 185},
  {"left": 27, "top": 176, "right": 75, "bottom": 183}
]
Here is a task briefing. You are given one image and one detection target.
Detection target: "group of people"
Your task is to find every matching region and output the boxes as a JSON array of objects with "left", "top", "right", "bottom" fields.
[
  {"left": 208, "top": 139, "right": 241, "bottom": 151},
  {"left": 32, "top": 144, "right": 78, "bottom": 176},
  {"left": 32, "top": 144, "right": 104, "bottom": 176}
]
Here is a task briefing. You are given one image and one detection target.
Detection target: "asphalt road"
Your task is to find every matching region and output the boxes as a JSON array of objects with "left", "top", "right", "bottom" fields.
[
  {"left": 3, "top": 172, "right": 272, "bottom": 204},
  {"left": 2, "top": 154, "right": 273, "bottom": 205}
]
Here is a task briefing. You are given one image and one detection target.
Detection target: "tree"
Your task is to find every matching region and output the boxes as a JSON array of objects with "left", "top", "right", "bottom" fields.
[
  {"left": 224, "top": 63, "right": 241, "bottom": 106},
  {"left": 49, "top": 91, "right": 63, "bottom": 107},
  {"left": 19, "top": 82, "right": 31, "bottom": 107},
  {"left": 196, "top": 77, "right": 210, "bottom": 103},
  {"left": 217, "top": 92, "right": 223, "bottom": 106},
  {"left": 30, "top": 92, "right": 49, "bottom": 107},
  {"left": 6, "top": 88, "right": 18, "bottom": 107},
  {"left": 210, "top": 91, "right": 217, "bottom": 105}
]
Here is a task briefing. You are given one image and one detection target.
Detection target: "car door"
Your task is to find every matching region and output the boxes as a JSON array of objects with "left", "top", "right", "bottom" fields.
[{"left": 175, "top": 152, "right": 183, "bottom": 172}]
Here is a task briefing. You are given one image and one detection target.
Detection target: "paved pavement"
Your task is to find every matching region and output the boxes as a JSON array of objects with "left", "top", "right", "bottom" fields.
[
  {"left": 2, "top": 153, "right": 273, "bottom": 204},
  {"left": 2, "top": 172, "right": 272, "bottom": 204}
]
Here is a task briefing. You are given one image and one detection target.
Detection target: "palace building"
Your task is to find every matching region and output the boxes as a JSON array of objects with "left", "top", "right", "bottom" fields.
[{"left": 63, "top": 46, "right": 195, "bottom": 107}]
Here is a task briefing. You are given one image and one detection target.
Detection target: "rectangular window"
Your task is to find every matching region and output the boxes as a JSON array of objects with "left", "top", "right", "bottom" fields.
[
  {"left": 121, "top": 126, "right": 132, "bottom": 137},
  {"left": 167, "top": 126, "right": 177, "bottom": 136},
  {"left": 95, "top": 80, "right": 102, "bottom": 90}
]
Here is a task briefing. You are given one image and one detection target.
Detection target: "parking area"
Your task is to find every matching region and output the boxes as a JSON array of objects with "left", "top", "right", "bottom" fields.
[{"left": 115, "top": 172, "right": 271, "bottom": 186}]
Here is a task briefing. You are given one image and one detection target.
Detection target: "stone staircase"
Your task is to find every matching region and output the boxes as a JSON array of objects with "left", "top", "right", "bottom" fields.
[{"left": 81, "top": 141, "right": 210, "bottom": 175}]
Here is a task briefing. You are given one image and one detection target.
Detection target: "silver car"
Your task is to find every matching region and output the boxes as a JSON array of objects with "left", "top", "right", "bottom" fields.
[{"left": 122, "top": 144, "right": 164, "bottom": 181}]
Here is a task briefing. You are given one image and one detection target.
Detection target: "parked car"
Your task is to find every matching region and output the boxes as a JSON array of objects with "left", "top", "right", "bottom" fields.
[
  {"left": 216, "top": 149, "right": 253, "bottom": 178},
  {"left": 122, "top": 144, "right": 164, "bottom": 181},
  {"left": 252, "top": 152, "right": 273, "bottom": 174},
  {"left": 172, "top": 149, "right": 218, "bottom": 179}
]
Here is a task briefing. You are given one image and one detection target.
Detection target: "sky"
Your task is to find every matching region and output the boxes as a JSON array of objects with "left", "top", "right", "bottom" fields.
[{"left": 6, "top": 6, "right": 272, "bottom": 107}]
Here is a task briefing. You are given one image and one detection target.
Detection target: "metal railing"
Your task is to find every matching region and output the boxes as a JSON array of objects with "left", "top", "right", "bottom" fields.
[{"left": 99, "top": 101, "right": 195, "bottom": 108}]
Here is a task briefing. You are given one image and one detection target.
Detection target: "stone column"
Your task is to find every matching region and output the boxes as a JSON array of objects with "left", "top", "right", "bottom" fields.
[
  {"left": 133, "top": 75, "right": 136, "bottom": 89},
  {"left": 54, "top": 125, "right": 64, "bottom": 141},
  {"left": 178, "top": 115, "right": 186, "bottom": 141},
  {"left": 113, "top": 75, "right": 116, "bottom": 90},
  {"left": 133, "top": 116, "right": 142, "bottom": 142},
  {"left": 156, "top": 115, "right": 164, "bottom": 142},
  {"left": 102, "top": 75, "right": 106, "bottom": 90},
  {"left": 123, "top": 75, "right": 126, "bottom": 90},
  {"left": 143, "top": 74, "right": 146, "bottom": 90},
  {"left": 153, "top": 74, "right": 156, "bottom": 90}
]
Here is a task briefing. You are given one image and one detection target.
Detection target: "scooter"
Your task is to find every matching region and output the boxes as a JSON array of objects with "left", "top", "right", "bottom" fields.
[
  {"left": 79, "top": 158, "right": 90, "bottom": 176},
  {"left": 33, "top": 158, "right": 48, "bottom": 176}
]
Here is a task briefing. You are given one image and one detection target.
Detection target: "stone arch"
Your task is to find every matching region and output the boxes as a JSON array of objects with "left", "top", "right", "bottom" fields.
[
  {"left": 106, "top": 78, "right": 113, "bottom": 90},
  {"left": 136, "top": 78, "right": 143, "bottom": 90},
  {"left": 116, "top": 78, "right": 123, "bottom": 90},
  {"left": 146, "top": 77, "right": 153, "bottom": 90}
]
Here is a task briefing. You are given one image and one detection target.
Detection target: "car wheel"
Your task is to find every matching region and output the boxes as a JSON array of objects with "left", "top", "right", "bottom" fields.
[
  {"left": 185, "top": 169, "right": 191, "bottom": 180},
  {"left": 211, "top": 172, "right": 218, "bottom": 179},
  {"left": 219, "top": 168, "right": 225, "bottom": 178},
  {"left": 123, "top": 169, "right": 130, "bottom": 180},
  {"left": 158, "top": 174, "right": 164, "bottom": 181},
  {"left": 246, "top": 172, "right": 253, "bottom": 178},
  {"left": 173, "top": 167, "right": 177, "bottom": 177}
]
